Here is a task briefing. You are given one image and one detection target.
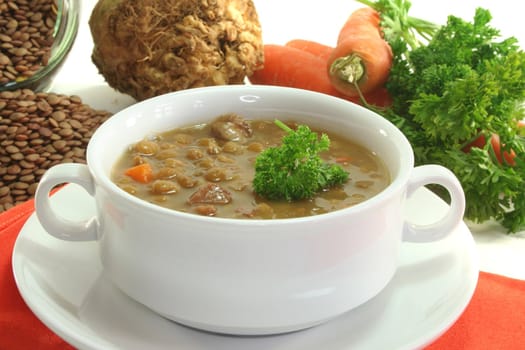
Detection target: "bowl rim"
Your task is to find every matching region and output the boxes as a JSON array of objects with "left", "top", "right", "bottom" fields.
[{"left": 88, "top": 85, "right": 415, "bottom": 225}]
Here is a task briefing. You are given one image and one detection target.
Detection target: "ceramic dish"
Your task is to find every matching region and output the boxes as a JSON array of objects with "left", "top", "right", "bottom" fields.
[
  {"left": 12, "top": 184, "right": 478, "bottom": 350},
  {"left": 33, "top": 85, "right": 466, "bottom": 335}
]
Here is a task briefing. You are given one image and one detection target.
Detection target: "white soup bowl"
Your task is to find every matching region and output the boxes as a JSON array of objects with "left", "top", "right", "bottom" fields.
[{"left": 34, "top": 85, "right": 465, "bottom": 335}]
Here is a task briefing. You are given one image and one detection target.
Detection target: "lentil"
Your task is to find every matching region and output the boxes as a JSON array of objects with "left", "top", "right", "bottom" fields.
[
  {"left": 0, "top": 0, "right": 58, "bottom": 85},
  {"left": 0, "top": 89, "right": 112, "bottom": 212}
]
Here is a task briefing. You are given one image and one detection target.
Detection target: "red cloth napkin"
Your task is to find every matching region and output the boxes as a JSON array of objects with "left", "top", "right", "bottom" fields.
[
  {"left": 1, "top": 198, "right": 525, "bottom": 349},
  {"left": 427, "top": 272, "right": 525, "bottom": 349},
  {"left": 0, "top": 197, "right": 74, "bottom": 350}
]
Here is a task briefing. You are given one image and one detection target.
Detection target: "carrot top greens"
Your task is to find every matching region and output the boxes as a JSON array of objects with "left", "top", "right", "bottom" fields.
[
  {"left": 253, "top": 120, "right": 349, "bottom": 201},
  {"left": 363, "top": 0, "right": 525, "bottom": 232}
]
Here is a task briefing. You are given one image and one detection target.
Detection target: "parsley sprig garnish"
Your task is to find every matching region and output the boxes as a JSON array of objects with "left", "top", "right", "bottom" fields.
[{"left": 253, "top": 120, "right": 349, "bottom": 201}]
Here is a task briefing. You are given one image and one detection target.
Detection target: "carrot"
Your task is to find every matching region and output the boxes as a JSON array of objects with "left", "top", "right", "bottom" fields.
[
  {"left": 286, "top": 39, "right": 392, "bottom": 108},
  {"left": 251, "top": 43, "right": 392, "bottom": 108},
  {"left": 285, "top": 39, "right": 333, "bottom": 61},
  {"left": 286, "top": 41, "right": 392, "bottom": 106},
  {"left": 463, "top": 121, "right": 525, "bottom": 166},
  {"left": 335, "top": 156, "right": 352, "bottom": 164},
  {"left": 250, "top": 44, "right": 351, "bottom": 98},
  {"left": 125, "top": 163, "right": 154, "bottom": 183},
  {"left": 327, "top": 7, "right": 393, "bottom": 98},
  {"left": 490, "top": 134, "right": 516, "bottom": 166},
  {"left": 361, "top": 86, "right": 392, "bottom": 108},
  {"left": 463, "top": 133, "right": 517, "bottom": 166},
  {"left": 337, "top": 7, "right": 381, "bottom": 43}
]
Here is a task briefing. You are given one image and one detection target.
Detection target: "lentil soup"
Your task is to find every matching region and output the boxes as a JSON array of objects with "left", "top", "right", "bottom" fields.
[{"left": 111, "top": 114, "right": 390, "bottom": 219}]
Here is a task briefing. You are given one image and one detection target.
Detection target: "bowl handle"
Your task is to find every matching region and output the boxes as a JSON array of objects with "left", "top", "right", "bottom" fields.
[
  {"left": 402, "top": 164, "right": 466, "bottom": 242},
  {"left": 35, "top": 163, "right": 98, "bottom": 241}
]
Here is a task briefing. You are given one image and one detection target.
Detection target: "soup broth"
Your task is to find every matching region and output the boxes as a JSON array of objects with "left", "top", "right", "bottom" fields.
[{"left": 111, "top": 115, "right": 390, "bottom": 219}]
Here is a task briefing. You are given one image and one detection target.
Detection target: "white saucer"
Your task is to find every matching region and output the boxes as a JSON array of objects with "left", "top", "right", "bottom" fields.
[{"left": 12, "top": 184, "right": 478, "bottom": 350}]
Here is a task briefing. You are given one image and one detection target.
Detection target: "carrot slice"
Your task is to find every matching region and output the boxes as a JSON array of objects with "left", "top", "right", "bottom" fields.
[{"left": 124, "top": 163, "right": 154, "bottom": 183}]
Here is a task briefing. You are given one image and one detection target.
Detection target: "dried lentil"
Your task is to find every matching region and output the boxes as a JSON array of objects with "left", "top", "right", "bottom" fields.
[
  {"left": 0, "top": 0, "right": 58, "bottom": 85},
  {"left": 0, "top": 89, "right": 112, "bottom": 212}
]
